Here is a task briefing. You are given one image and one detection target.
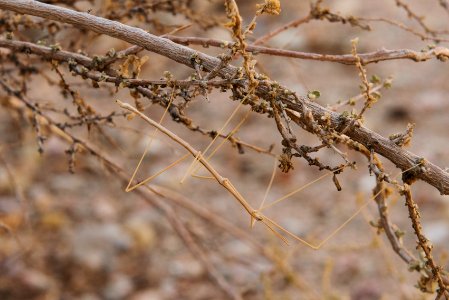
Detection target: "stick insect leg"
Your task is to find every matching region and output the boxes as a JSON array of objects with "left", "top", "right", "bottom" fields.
[
  {"left": 251, "top": 156, "right": 277, "bottom": 228},
  {"left": 180, "top": 98, "right": 246, "bottom": 184},
  {"left": 260, "top": 166, "right": 346, "bottom": 212},
  {"left": 191, "top": 108, "right": 251, "bottom": 178},
  {"left": 126, "top": 89, "right": 176, "bottom": 191},
  {"left": 258, "top": 163, "right": 422, "bottom": 249}
]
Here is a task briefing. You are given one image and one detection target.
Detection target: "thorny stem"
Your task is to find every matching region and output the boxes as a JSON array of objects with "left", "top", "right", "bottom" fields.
[
  {"left": 340, "top": 38, "right": 377, "bottom": 135},
  {"left": 373, "top": 180, "right": 416, "bottom": 264},
  {"left": 402, "top": 185, "right": 449, "bottom": 298}
]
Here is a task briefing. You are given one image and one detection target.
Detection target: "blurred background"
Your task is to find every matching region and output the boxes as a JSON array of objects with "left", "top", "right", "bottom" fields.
[{"left": 0, "top": 0, "right": 449, "bottom": 299}]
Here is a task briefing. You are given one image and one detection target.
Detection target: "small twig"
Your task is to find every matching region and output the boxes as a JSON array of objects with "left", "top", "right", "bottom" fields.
[
  {"left": 439, "top": 0, "right": 449, "bottom": 15},
  {"left": 359, "top": 17, "right": 449, "bottom": 43},
  {"left": 329, "top": 81, "right": 388, "bottom": 110},
  {"left": 340, "top": 38, "right": 377, "bottom": 134},
  {"left": 394, "top": 0, "right": 440, "bottom": 37}
]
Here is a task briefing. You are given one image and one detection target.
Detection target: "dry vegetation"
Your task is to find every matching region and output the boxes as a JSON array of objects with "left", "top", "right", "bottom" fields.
[{"left": 0, "top": 0, "right": 449, "bottom": 299}]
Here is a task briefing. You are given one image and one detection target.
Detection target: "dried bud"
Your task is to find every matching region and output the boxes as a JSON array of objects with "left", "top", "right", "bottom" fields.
[{"left": 257, "top": 0, "right": 281, "bottom": 16}]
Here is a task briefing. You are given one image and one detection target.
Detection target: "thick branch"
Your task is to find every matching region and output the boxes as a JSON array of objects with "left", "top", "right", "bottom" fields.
[
  {"left": 0, "top": 0, "right": 235, "bottom": 76},
  {"left": 1, "top": 0, "right": 449, "bottom": 195},
  {"left": 286, "top": 98, "right": 449, "bottom": 195}
]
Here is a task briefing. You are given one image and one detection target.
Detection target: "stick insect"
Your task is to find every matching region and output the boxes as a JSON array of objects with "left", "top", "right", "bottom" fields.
[{"left": 117, "top": 98, "right": 418, "bottom": 250}]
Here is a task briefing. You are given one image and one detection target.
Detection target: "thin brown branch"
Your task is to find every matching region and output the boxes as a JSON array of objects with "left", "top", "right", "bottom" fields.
[
  {"left": 166, "top": 35, "right": 449, "bottom": 65},
  {"left": 1, "top": 27, "right": 448, "bottom": 68},
  {"left": 439, "top": 0, "right": 449, "bottom": 15},
  {"left": 251, "top": 0, "right": 371, "bottom": 47},
  {"left": 395, "top": 0, "right": 439, "bottom": 37},
  {"left": 359, "top": 17, "right": 449, "bottom": 43},
  {"left": 329, "top": 81, "right": 387, "bottom": 111},
  {"left": 373, "top": 180, "right": 416, "bottom": 264},
  {"left": 368, "top": 153, "right": 449, "bottom": 292}
]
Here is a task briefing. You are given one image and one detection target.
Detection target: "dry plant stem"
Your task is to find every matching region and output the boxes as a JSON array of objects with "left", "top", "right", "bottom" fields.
[
  {"left": 359, "top": 17, "right": 449, "bottom": 43},
  {"left": 0, "top": 84, "right": 241, "bottom": 300},
  {"left": 371, "top": 172, "right": 448, "bottom": 289},
  {"left": 373, "top": 180, "right": 416, "bottom": 264},
  {"left": 1, "top": 1, "right": 449, "bottom": 195},
  {"left": 440, "top": 0, "right": 449, "bottom": 15},
  {"left": 394, "top": 0, "right": 437, "bottom": 37},
  {"left": 330, "top": 82, "right": 385, "bottom": 110},
  {"left": 165, "top": 36, "right": 449, "bottom": 65},
  {"left": 0, "top": 0, "right": 238, "bottom": 75},
  {"left": 403, "top": 184, "right": 449, "bottom": 298},
  {"left": 1, "top": 32, "right": 448, "bottom": 69},
  {"left": 340, "top": 39, "right": 376, "bottom": 135},
  {"left": 351, "top": 40, "right": 375, "bottom": 119}
]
